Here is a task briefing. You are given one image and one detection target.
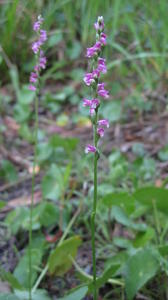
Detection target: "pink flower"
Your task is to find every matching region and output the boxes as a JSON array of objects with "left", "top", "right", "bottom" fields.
[
  {"left": 94, "top": 16, "right": 104, "bottom": 32},
  {"left": 91, "top": 99, "right": 100, "bottom": 108},
  {"left": 29, "top": 15, "right": 47, "bottom": 91},
  {"left": 32, "top": 42, "right": 40, "bottom": 54},
  {"left": 39, "top": 52, "right": 47, "bottom": 69},
  {"left": 29, "top": 85, "right": 36, "bottom": 91},
  {"left": 39, "top": 30, "right": 47, "bottom": 45},
  {"left": 97, "top": 83, "right": 109, "bottom": 98},
  {"left": 30, "top": 72, "right": 38, "bottom": 83},
  {"left": 90, "top": 108, "right": 96, "bottom": 116},
  {"left": 83, "top": 73, "right": 95, "bottom": 86},
  {"left": 85, "top": 144, "right": 97, "bottom": 154},
  {"left": 83, "top": 69, "right": 100, "bottom": 86},
  {"left": 83, "top": 99, "right": 92, "bottom": 107},
  {"left": 100, "top": 33, "right": 107, "bottom": 45},
  {"left": 86, "top": 41, "right": 102, "bottom": 58},
  {"left": 98, "top": 58, "right": 107, "bottom": 74},
  {"left": 98, "top": 119, "right": 109, "bottom": 128},
  {"left": 33, "top": 15, "right": 44, "bottom": 32},
  {"left": 97, "top": 128, "right": 105, "bottom": 137}
]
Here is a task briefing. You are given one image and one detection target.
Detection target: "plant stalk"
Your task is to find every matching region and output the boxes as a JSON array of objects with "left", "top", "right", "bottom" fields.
[
  {"left": 91, "top": 110, "right": 98, "bottom": 300},
  {"left": 28, "top": 83, "right": 39, "bottom": 300}
]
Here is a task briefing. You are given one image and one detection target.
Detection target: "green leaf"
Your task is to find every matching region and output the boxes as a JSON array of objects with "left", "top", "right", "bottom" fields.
[
  {"left": 14, "top": 289, "right": 51, "bottom": 300},
  {"left": 58, "top": 286, "right": 88, "bottom": 300},
  {"left": 102, "top": 192, "right": 135, "bottom": 215},
  {"left": 0, "top": 201, "right": 6, "bottom": 210},
  {"left": 42, "top": 164, "right": 63, "bottom": 201},
  {"left": 0, "top": 295, "right": 19, "bottom": 300},
  {"left": 14, "top": 236, "right": 45, "bottom": 288},
  {"left": 0, "top": 160, "right": 18, "bottom": 183},
  {"left": 37, "top": 142, "right": 52, "bottom": 163},
  {"left": 66, "top": 40, "right": 81, "bottom": 60},
  {"left": 49, "top": 134, "right": 78, "bottom": 154},
  {"left": 133, "top": 227, "right": 155, "bottom": 248},
  {"left": 133, "top": 186, "right": 168, "bottom": 214},
  {"left": 48, "top": 32, "right": 63, "bottom": 47},
  {"left": 112, "top": 206, "right": 147, "bottom": 231},
  {"left": 102, "top": 101, "right": 121, "bottom": 122},
  {"left": 124, "top": 248, "right": 159, "bottom": 300},
  {"left": 1, "top": 271, "right": 23, "bottom": 290},
  {"left": 48, "top": 236, "right": 82, "bottom": 275},
  {"left": 39, "top": 202, "right": 59, "bottom": 227},
  {"left": 158, "top": 144, "right": 168, "bottom": 161},
  {"left": 18, "top": 85, "right": 35, "bottom": 104}
]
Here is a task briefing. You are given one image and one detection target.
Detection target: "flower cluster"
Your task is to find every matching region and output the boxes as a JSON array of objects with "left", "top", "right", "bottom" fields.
[
  {"left": 29, "top": 15, "right": 47, "bottom": 91},
  {"left": 83, "top": 16, "right": 109, "bottom": 154}
]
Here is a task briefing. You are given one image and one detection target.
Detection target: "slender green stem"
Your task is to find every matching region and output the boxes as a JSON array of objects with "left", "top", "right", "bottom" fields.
[
  {"left": 91, "top": 110, "right": 98, "bottom": 300},
  {"left": 28, "top": 83, "right": 39, "bottom": 300}
]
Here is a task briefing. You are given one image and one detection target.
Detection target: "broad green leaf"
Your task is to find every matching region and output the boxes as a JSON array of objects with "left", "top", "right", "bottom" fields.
[
  {"left": 66, "top": 40, "right": 81, "bottom": 60},
  {"left": 14, "top": 289, "right": 51, "bottom": 300},
  {"left": 37, "top": 142, "right": 52, "bottom": 163},
  {"left": 48, "top": 236, "right": 82, "bottom": 275},
  {"left": 0, "top": 160, "right": 18, "bottom": 183},
  {"left": 18, "top": 85, "right": 35, "bottom": 104},
  {"left": 158, "top": 244, "right": 168, "bottom": 256},
  {"left": 102, "top": 192, "right": 135, "bottom": 215},
  {"left": 0, "top": 295, "right": 19, "bottom": 300},
  {"left": 14, "top": 236, "right": 45, "bottom": 288},
  {"left": 58, "top": 286, "right": 88, "bottom": 300},
  {"left": 1, "top": 271, "right": 23, "bottom": 290},
  {"left": 112, "top": 206, "right": 147, "bottom": 231},
  {"left": 158, "top": 145, "right": 168, "bottom": 161},
  {"left": 42, "top": 164, "right": 63, "bottom": 201},
  {"left": 5, "top": 207, "right": 30, "bottom": 235},
  {"left": 133, "top": 227, "right": 155, "bottom": 248},
  {"left": 133, "top": 187, "right": 168, "bottom": 214},
  {"left": 49, "top": 135, "right": 78, "bottom": 154},
  {"left": 48, "top": 32, "right": 63, "bottom": 47},
  {"left": 102, "top": 101, "right": 121, "bottom": 122},
  {"left": 132, "top": 143, "right": 145, "bottom": 157},
  {"left": 39, "top": 202, "right": 59, "bottom": 227},
  {"left": 124, "top": 248, "right": 159, "bottom": 300},
  {"left": 113, "top": 237, "right": 133, "bottom": 250}
]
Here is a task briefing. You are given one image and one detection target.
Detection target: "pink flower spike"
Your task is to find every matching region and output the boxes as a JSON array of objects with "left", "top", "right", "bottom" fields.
[
  {"left": 85, "top": 144, "right": 97, "bottom": 154},
  {"left": 83, "top": 99, "right": 92, "bottom": 107},
  {"left": 86, "top": 41, "right": 101, "bottom": 58},
  {"left": 83, "top": 73, "right": 95, "bottom": 86},
  {"left": 94, "top": 16, "right": 104, "bottom": 32},
  {"left": 90, "top": 108, "right": 95, "bottom": 116},
  {"left": 33, "top": 21, "right": 41, "bottom": 32},
  {"left": 30, "top": 72, "right": 38, "bottom": 83},
  {"left": 29, "top": 85, "right": 36, "bottom": 91},
  {"left": 98, "top": 58, "right": 107, "bottom": 74},
  {"left": 97, "top": 83, "right": 109, "bottom": 98},
  {"left": 39, "top": 30, "right": 47, "bottom": 44},
  {"left": 97, "top": 128, "right": 105, "bottom": 137},
  {"left": 39, "top": 56, "right": 47, "bottom": 69},
  {"left": 92, "top": 69, "right": 100, "bottom": 78},
  {"left": 33, "top": 15, "right": 44, "bottom": 32},
  {"left": 32, "top": 42, "right": 40, "bottom": 54},
  {"left": 100, "top": 33, "right": 107, "bottom": 45},
  {"left": 91, "top": 99, "right": 100, "bottom": 109},
  {"left": 98, "top": 119, "right": 109, "bottom": 128}
]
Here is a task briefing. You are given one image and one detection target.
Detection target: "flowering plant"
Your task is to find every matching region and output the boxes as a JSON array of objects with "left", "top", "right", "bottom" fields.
[
  {"left": 83, "top": 16, "right": 109, "bottom": 300},
  {"left": 28, "top": 15, "right": 47, "bottom": 300}
]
